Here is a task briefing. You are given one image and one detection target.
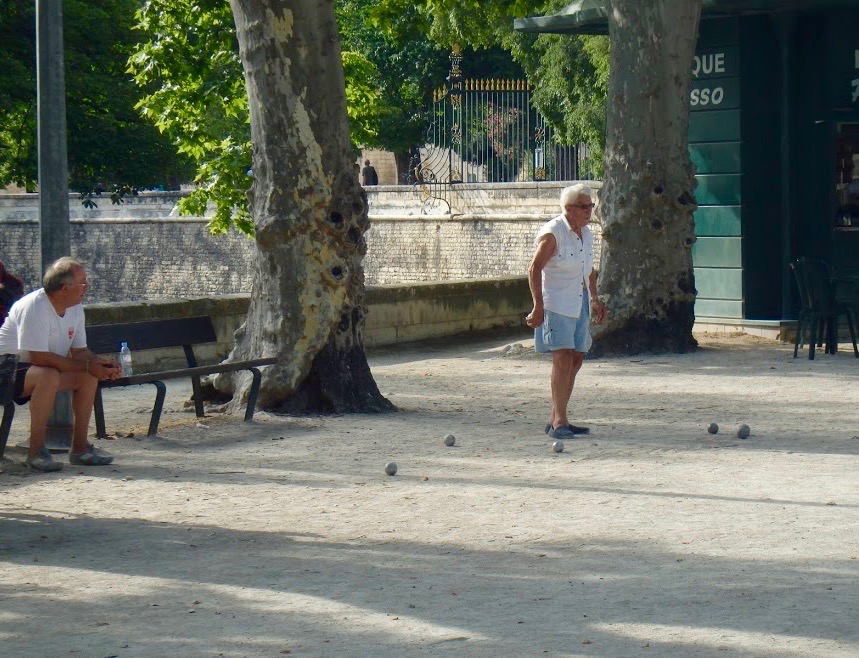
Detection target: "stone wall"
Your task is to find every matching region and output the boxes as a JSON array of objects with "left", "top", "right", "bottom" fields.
[
  {"left": 0, "top": 216, "right": 257, "bottom": 303},
  {"left": 0, "top": 181, "right": 602, "bottom": 302},
  {"left": 83, "top": 277, "right": 531, "bottom": 370}
]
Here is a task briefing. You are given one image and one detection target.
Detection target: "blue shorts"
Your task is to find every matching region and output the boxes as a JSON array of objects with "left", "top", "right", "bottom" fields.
[{"left": 534, "top": 289, "right": 592, "bottom": 353}]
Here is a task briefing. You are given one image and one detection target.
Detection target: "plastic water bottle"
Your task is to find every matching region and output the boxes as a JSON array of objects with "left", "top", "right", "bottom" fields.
[{"left": 119, "top": 342, "right": 133, "bottom": 377}]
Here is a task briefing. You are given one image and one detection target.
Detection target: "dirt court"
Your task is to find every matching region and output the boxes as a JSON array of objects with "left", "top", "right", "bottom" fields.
[{"left": 1, "top": 332, "right": 857, "bottom": 657}]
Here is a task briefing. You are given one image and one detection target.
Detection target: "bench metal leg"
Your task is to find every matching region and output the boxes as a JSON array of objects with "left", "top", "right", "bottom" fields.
[
  {"left": 94, "top": 387, "right": 108, "bottom": 439},
  {"left": 191, "top": 375, "right": 205, "bottom": 418},
  {"left": 244, "top": 368, "right": 262, "bottom": 422},
  {"left": 0, "top": 402, "right": 15, "bottom": 460},
  {"left": 148, "top": 381, "right": 167, "bottom": 436},
  {"left": 808, "top": 311, "right": 819, "bottom": 360}
]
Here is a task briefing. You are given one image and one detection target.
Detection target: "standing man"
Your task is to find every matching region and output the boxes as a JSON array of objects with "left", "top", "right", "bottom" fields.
[
  {"left": 527, "top": 184, "right": 608, "bottom": 441},
  {"left": 362, "top": 159, "right": 379, "bottom": 186},
  {"left": 0, "top": 257, "right": 120, "bottom": 471}
]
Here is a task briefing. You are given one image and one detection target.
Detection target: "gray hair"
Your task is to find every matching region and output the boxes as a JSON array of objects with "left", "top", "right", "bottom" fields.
[
  {"left": 43, "top": 257, "right": 83, "bottom": 294},
  {"left": 559, "top": 183, "right": 594, "bottom": 210}
]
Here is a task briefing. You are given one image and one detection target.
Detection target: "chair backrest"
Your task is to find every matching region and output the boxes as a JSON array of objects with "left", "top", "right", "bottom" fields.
[
  {"left": 85, "top": 316, "right": 218, "bottom": 355},
  {"left": 790, "top": 257, "right": 833, "bottom": 314},
  {"left": 0, "top": 353, "right": 19, "bottom": 405}
]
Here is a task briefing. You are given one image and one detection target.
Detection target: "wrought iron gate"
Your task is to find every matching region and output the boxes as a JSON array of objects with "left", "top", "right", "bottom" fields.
[{"left": 414, "top": 47, "right": 595, "bottom": 203}]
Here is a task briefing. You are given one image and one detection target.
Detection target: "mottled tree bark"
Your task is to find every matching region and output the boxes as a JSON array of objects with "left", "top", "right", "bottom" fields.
[
  {"left": 221, "top": 0, "right": 393, "bottom": 413},
  {"left": 593, "top": 0, "right": 703, "bottom": 355}
]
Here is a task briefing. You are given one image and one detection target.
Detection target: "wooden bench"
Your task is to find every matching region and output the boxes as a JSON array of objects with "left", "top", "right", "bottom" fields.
[
  {"left": 2, "top": 316, "right": 276, "bottom": 453},
  {"left": 85, "top": 316, "right": 277, "bottom": 438}
]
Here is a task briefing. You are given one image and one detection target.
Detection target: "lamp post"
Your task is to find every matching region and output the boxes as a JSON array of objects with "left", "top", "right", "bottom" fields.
[
  {"left": 37, "top": 0, "right": 70, "bottom": 269},
  {"left": 37, "top": 0, "right": 73, "bottom": 449}
]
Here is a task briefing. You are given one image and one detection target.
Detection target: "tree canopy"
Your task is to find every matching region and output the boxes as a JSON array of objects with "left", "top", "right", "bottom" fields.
[
  {"left": 371, "top": 0, "right": 610, "bottom": 172},
  {"left": 129, "top": 0, "right": 610, "bottom": 235},
  {"left": 0, "top": 0, "right": 194, "bottom": 195},
  {"left": 130, "top": 0, "right": 430, "bottom": 233}
]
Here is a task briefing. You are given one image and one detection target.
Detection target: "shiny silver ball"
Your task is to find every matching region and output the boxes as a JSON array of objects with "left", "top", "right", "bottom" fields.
[
  {"left": 707, "top": 423, "right": 719, "bottom": 434},
  {"left": 552, "top": 440, "right": 564, "bottom": 453},
  {"left": 444, "top": 434, "right": 456, "bottom": 447},
  {"left": 384, "top": 462, "right": 398, "bottom": 476},
  {"left": 737, "top": 424, "right": 751, "bottom": 439}
]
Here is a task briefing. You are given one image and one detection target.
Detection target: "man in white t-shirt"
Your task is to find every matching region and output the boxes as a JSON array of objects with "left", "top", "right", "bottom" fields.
[
  {"left": 0, "top": 257, "right": 120, "bottom": 471},
  {"left": 526, "top": 183, "right": 608, "bottom": 441}
]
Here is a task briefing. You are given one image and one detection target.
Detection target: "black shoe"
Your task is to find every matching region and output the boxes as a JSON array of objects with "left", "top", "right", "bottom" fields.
[{"left": 544, "top": 423, "right": 590, "bottom": 435}]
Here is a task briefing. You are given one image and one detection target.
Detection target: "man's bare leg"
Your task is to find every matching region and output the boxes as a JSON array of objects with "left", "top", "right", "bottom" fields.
[
  {"left": 22, "top": 366, "right": 60, "bottom": 457},
  {"left": 68, "top": 372, "right": 98, "bottom": 453},
  {"left": 548, "top": 350, "right": 585, "bottom": 429},
  {"left": 23, "top": 367, "right": 98, "bottom": 456}
]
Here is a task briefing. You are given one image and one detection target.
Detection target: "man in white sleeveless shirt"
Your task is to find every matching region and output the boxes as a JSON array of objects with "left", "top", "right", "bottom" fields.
[
  {"left": 526, "top": 184, "right": 607, "bottom": 440},
  {"left": 0, "top": 258, "right": 120, "bottom": 471}
]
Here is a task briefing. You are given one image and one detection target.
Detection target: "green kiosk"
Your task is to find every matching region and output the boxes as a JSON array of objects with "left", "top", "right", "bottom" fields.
[{"left": 516, "top": 0, "right": 859, "bottom": 335}]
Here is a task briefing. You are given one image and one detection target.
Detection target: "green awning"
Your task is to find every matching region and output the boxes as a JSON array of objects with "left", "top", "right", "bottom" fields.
[
  {"left": 513, "top": 0, "right": 609, "bottom": 35},
  {"left": 513, "top": 0, "right": 859, "bottom": 35}
]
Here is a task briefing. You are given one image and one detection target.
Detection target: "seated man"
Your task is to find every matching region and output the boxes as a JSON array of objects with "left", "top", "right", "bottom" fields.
[{"left": 0, "top": 257, "right": 120, "bottom": 472}]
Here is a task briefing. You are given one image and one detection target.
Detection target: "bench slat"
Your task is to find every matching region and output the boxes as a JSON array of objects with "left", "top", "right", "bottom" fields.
[
  {"left": 86, "top": 316, "right": 218, "bottom": 354},
  {"left": 98, "top": 357, "right": 278, "bottom": 388}
]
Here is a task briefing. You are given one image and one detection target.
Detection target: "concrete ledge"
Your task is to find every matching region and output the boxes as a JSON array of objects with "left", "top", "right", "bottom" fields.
[
  {"left": 693, "top": 317, "right": 797, "bottom": 341},
  {"left": 364, "top": 277, "right": 530, "bottom": 346},
  {"left": 83, "top": 278, "right": 531, "bottom": 370}
]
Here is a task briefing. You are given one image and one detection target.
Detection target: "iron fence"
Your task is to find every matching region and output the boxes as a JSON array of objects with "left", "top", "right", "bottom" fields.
[{"left": 418, "top": 78, "right": 595, "bottom": 185}]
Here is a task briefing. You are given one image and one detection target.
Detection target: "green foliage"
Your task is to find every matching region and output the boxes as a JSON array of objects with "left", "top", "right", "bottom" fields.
[
  {"left": 369, "top": 0, "right": 533, "bottom": 50},
  {"left": 373, "top": 0, "right": 609, "bottom": 176},
  {"left": 528, "top": 34, "right": 609, "bottom": 177},
  {"left": 130, "top": 0, "right": 392, "bottom": 235},
  {"left": 340, "top": 0, "right": 450, "bottom": 159},
  {"left": 127, "top": 0, "right": 606, "bottom": 236},
  {"left": 0, "top": 0, "right": 194, "bottom": 196},
  {"left": 342, "top": 51, "right": 384, "bottom": 148},
  {"left": 129, "top": 0, "right": 252, "bottom": 234}
]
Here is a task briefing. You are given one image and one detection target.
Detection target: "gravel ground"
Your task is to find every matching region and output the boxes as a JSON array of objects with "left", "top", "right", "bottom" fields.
[{"left": 0, "top": 331, "right": 857, "bottom": 658}]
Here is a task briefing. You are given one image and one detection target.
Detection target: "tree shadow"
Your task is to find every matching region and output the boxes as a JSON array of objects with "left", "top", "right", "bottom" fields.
[{"left": 0, "top": 510, "right": 854, "bottom": 656}]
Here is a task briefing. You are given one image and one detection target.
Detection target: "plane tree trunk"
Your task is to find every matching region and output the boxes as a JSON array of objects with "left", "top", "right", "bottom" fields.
[
  {"left": 220, "top": 0, "right": 393, "bottom": 414},
  {"left": 593, "top": 0, "right": 703, "bottom": 355}
]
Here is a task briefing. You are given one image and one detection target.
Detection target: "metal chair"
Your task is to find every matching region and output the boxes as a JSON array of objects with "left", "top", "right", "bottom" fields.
[
  {"left": 0, "top": 353, "right": 19, "bottom": 459},
  {"left": 789, "top": 257, "right": 858, "bottom": 359}
]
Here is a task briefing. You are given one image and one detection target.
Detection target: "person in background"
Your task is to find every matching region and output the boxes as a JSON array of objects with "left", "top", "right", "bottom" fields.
[
  {"left": 0, "top": 262, "right": 24, "bottom": 323},
  {"left": 526, "top": 183, "right": 608, "bottom": 441},
  {"left": 0, "top": 257, "right": 120, "bottom": 472},
  {"left": 362, "top": 159, "right": 379, "bottom": 186}
]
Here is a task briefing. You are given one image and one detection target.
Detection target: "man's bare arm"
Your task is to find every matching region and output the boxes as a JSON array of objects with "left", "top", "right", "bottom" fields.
[
  {"left": 589, "top": 269, "right": 608, "bottom": 324},
  {"left": 28, "top": 349, "right": 119, "bottom": 380},
  {"left": 526, "top": 234, "right": 557, "bottom": 328}
]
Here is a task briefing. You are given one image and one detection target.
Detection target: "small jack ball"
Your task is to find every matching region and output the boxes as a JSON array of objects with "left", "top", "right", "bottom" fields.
[
  {"left": 384, "top": 462, "right": 398, "bottom": 476},
  {"left": 552, "top": 440, "right": 564, "bottom": 453},
  {"left": 707, "top": 423, "right": 719, "bottom": 434},
  {"left": 737, "top": 424, "right": 751, "bottom": 439},
  {"left": 444, "top": 434, "right": 456, "bottom": 447}
]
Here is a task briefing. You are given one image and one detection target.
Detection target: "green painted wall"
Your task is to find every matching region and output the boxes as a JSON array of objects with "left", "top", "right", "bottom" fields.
[{"left": 690, "top": 16, "right": 743, "bottom": 319}]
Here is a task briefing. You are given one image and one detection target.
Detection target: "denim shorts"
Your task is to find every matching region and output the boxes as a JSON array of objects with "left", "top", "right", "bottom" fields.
[{"left": 534, "top": 289, "right": 592, "bottom": 353}]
